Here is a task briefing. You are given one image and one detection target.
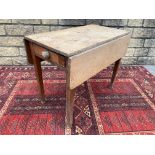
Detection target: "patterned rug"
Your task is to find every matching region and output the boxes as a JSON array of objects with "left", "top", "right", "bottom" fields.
[{"left": 0, "top": 65, "right": 155, "bottom": 135}]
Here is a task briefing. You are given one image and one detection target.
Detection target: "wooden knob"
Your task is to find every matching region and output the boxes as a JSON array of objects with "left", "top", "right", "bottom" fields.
[{"left": 41, "top": 51, "right": 50, "bottom": 59}]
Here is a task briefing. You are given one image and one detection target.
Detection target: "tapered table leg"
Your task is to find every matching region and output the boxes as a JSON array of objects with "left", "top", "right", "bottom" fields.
[
  {"left": 24, "top": 39, "right": 34, "bottom": 64},
  {"left": 110, "top": 58, "right": 121, "bottom": 88},
  {"left": 32, "top": 53, "right": 45, "bottom": 101},
  {"left": 66, "top": 88, "right": 75, "bottom": 128},
  {"left": 65, "top": 59, "right": 75, "bottom": 128}
]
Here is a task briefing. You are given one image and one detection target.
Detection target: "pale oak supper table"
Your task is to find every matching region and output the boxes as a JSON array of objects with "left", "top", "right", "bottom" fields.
[{"left": 24, "top": 24, "right": 131, "bottom": 128}]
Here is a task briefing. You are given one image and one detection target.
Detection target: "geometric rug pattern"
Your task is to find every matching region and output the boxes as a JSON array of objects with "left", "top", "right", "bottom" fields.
[{"left": 0, "top": 66, "right": 155, "bottom": 135}]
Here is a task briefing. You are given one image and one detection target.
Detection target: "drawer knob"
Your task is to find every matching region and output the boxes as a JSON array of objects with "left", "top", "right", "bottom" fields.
[{"left": 42, "top": 51, "right": 50, "bottom": 59}]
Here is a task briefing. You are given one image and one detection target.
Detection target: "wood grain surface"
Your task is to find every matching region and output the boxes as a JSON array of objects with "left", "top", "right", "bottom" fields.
[
  {"left": 69, "top": 34, "right": 131, "bottom": 89},
  {"left": 25, "top": 24, "right": 130, "bottom": 57}
]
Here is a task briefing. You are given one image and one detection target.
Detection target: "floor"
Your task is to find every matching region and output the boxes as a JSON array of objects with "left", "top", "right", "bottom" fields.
[
  {"left": 0, "top": 65, "right": 155, "bottom": 135},
  {"left": 144, "top": 65, "right": 155, "bottom": 75}
]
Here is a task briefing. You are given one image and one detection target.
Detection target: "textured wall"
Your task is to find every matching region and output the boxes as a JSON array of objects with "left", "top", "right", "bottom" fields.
[{"left": 0, "top": 19, "right": 155, "bottom": 65}]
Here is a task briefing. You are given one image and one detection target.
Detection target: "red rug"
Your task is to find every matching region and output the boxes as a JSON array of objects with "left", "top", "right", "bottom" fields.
[{"left": 0, "top": 66, "right": 155, "bottom": 135}]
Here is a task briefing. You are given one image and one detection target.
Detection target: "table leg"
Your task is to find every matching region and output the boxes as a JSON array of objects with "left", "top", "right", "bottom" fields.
[
  {"left": 65, "top": 59, "right": 75, "bottom": 128},
  {"left": 110, "top": 58, "right": 121, "bottom": 88},
  {"left": 66, "top": 88, "right": 75, "bottom": 128},
  {"left": 24, "top": 39, "right": 34, "bottom": 64},
  {"left": 32, "top": 53, "right": 45, "bottom": 101}
]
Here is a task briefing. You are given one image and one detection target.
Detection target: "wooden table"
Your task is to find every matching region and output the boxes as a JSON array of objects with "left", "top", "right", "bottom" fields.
[{"left": 24, "top": 24, "right": 131, "bottom": 128}]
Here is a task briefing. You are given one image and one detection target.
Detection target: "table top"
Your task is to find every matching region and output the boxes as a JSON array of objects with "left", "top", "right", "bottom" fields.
[{"left": 25, "top": 24, "right": 130, "bottom": 57}]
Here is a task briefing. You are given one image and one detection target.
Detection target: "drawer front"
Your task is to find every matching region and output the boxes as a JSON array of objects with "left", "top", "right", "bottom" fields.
[{"left": 30, "top": 43, "right": 66, "bottom": 67}]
